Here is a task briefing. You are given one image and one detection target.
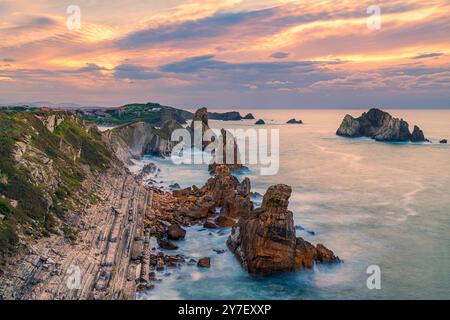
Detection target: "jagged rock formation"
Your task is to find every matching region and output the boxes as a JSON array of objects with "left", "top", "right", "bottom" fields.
[
  {"left": 208, "top": 129, "right": 246, "bottom": 174},
  {"left": 336, "top": 108, "right": 428, "bottom": 142},
  {"left": 169, "top": 166, "right": 252, "bottom": 225},
  {"left": 104, "top": 120, "right": 182, "bottom": 164},
  {"left": 287, "top": 118, "right": 303, "bottom": 124},
  {"left": 188, "top": 108, "right": 246, "bottom": 174},
  {"left": 227, "top": 184, "right": 340, "bottom": 275}
]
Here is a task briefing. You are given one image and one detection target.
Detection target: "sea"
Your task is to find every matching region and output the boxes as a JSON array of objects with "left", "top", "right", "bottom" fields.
[{"left": 129, "top": 109, "right": 450, "bottom": 300}]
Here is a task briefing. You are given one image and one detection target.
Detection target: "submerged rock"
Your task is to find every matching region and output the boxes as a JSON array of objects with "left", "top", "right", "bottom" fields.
[
  {"left": 336, "top": 108, "right": 427, "bottom": 142},
  {"left": 227, "top": 184, "right": 340, "bottom": 275},
  {"left": 286, "top": 118, "right": 303, "bottom": 124}
]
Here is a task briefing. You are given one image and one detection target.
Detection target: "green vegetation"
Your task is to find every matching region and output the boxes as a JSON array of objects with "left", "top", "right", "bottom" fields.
[
  {"left": 78, "top": 102, "right": 192, "bottom": 126},
  {"left": 54, "top": 119, "right": 112, "bottom": 171},
  {"left": 0, "top": 109, "right": 116, "bottom": 262}
]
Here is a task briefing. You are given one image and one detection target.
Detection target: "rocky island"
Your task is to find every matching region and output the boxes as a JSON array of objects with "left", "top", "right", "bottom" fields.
[{"left": 336, "top": 108, "right": 428, "bottom": 142}]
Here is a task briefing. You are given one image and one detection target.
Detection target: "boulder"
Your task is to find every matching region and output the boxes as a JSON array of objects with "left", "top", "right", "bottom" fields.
[
  {"left": 167, "top": 224, "right": 186, "bottom": 240},
  {"left": 287, "top": 118, "right": 303, "bottom": 124},
  {"left": 158, "top": 238, "right": 178, "bottom": 250},
  {"left": 203, "top": 219, "right": 219, "bottom": 229},
  {"left": 255, "top": 119, "right": 265, "bottom": 125},
  {"left": 440, "top": 139, "right": 447, "bottom": 144},
  {"left": 336, "top": 108, "right": 427, "bottom": 142},
  {"left": 227, "top": 184, "right": 340, "bottom": 275},
  {"left": 243, "top": 113, "right": 255, "bottom": 120},
  {"left": 215, "top": 215, "right": 236, "bottom": 228},
  {"left": 197, "top": 257, "right": 211, "bottom": 268}
]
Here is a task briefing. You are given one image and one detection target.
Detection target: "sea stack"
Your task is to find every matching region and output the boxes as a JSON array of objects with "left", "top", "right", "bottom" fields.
[
  {"left": 336, "top": 108, "right": 428, "bottom": 142},
  {"left": 227, "top": 184, "right": 340, "bottom": 275}
]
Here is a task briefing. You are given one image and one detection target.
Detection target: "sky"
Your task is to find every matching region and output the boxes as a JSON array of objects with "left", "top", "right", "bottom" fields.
[{"left": 0, "top": 0, "right": 449, "bottom": 109}]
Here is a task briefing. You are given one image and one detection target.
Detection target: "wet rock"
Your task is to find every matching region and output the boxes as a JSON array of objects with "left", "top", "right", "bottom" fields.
[
  {"left": 183, "top": 203, "right": 214, "bottom": 219},
  {"left": 255, "top": 119, "right": 265, "bottom": 125},
  {"left": 157, "top": 238, "right": 178, "bottom": 250},
  {"left": 197, "top": 257, "right": 211, "bottom": 268},
  {"left": 227, "top": 184, "right": 340, "bottom": 275},
  {"left": 243, "top": 113, "right": 255, "bottom": 120},
  {"left": 213, "top": 249, "right": 226, "bottom": 254},
  {"left": 215, "top": 215, "right": 236, "bottom": 228},
  {"left": 440, "top": 139, "right": 447, "bottom": 144},
  {"left": 187, "top": 259, "right": 197, "bottom": 266},
  {"left": 203, "top": 219, "right": 219, "bottom": 229},
  {"left": 169, "top": 183, "right": 181, "bottom": 190},
  {"left": 167, "top": 224, "right": 186, "bottom": 240},
  {"left": 315, "top": 244, "right": 340, "bottom": 264}
]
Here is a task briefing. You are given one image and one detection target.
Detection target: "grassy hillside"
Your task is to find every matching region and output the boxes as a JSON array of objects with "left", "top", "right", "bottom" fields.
[
  {"left": 77, "top": 102, "right": 193, "bottom": 126},
  {"left": 0, "top": 110, "right": 116, "bottom": 262}
]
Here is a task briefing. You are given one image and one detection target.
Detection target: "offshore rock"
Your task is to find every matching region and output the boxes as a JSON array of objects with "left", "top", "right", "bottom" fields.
[
  {"left": 287, "top": 118, "right": 303, "bottom": 124},
  {"left": 227, "top": 184, "right": 340, "bottom": 275},
  {"left": 336, "top": 108, "right": 427, "bottom": 142}
]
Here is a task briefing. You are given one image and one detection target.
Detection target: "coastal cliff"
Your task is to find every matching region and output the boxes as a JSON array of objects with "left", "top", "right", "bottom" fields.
[
  {"left": 0, "top": 109, "right": 147, "bottom": 299},
  {"left": 104, "top": 120, "right": 181, "bottom": 164}
]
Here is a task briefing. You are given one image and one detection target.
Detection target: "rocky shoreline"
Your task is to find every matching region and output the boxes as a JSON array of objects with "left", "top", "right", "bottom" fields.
[{"left": 133, "top": 159, "right": 340, "bottom": 294}]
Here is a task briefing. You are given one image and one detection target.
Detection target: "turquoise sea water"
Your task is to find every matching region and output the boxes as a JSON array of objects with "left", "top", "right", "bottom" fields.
[{"left": 136, "top": 109, "right": 450, "bottom": 300}]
